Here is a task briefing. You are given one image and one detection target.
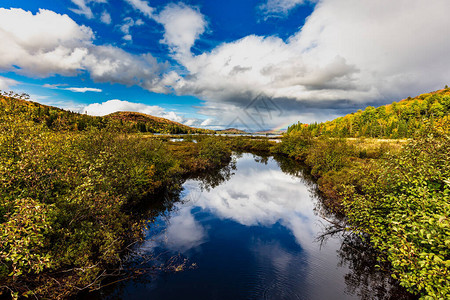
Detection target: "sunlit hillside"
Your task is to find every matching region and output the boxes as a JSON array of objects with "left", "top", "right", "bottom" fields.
[
  {"left": 0, "top": 92, "right": 211, "bottom": 134},
  {"left": 287, "top": 87, "right": 450, "bottom": 138}
]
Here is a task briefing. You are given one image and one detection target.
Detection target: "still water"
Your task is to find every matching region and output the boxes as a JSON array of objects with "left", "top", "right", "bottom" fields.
[{"left": 90, "top": 153, "right": 413, "bottom": 300}]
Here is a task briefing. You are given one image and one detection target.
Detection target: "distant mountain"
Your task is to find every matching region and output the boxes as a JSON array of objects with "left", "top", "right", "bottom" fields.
[
  {"left": 287, "top": 87, "right": 450, "bottom": 138},
  {"left": 0, "top": 93, "right": 212, "bottom": 134},
  {"left": 218, "top": 128, "right": 248, "bottom": 134},
  {"left": 254, "top": 129, "right": 286, "bottom": 135}
]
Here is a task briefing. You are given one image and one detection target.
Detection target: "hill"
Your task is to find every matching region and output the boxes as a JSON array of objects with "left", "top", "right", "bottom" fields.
[
  {"left": 254, "top": 129, "right": 285, "bottom": 135},
  {"left": 287, "top": 87, "right": 450, "bottom": 138},
  {"left": 218, "top": 128, "right": 248, "bottom": 134},
  {"left": 106, "top": 111, "right": 212, "bottom": 134},
  {"left": 0, "top": 92, "right": 211, "bottom": 134}
]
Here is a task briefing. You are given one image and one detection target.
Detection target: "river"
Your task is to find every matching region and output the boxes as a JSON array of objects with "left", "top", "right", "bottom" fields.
[{"left": 86, "top": 153, "right": 414, "bottom": 300}]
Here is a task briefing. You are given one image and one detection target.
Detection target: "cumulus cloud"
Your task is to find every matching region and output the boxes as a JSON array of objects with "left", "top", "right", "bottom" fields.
[
  {"left": 83, "top": 99, "right": 165, "bottom": 116},
  {"left": 155, "top": 3, "right": 207, "bottom": 59},
  {"left": 0, "top": 8, "right": 92, "bottom": 76},
  {"left": 2, "top": 1, "right": 450, "bottom": 129},
  {"left": 291, "top": 0, "right": 450, "bottom": 97},
  {"left": 0, "top": 8, "right": 166, "bottom": 90},
  {"left": 83, "top": 46, "right": 164, "bottom": 89},
  {"left": 200, "top": 118, "right": 214, "bottom": 126},
  {"left": 161, "top": 0, "right": 450, "bottom": 127},
  {"left": 124, "top": 0, "right": 154, "bottom": 18},
  {"left": 123, "top": 1, "right": 207, "bottom": 58},
  {"left": 0, "top": 8, "right": 93, "bottom": 76}
]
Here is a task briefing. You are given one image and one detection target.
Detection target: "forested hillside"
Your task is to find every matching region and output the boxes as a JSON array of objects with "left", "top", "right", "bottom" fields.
[
  {"left": 106, "top": 111, "right": 212, "bottom": 134},
  {"left": 0, "top": 91, "right": 211, "bottom": 134},
  {"left": 287, "top": 87, "right": 450, "bottom": 138}
]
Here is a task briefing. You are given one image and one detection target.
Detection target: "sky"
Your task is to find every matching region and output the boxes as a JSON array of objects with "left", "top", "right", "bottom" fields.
[{"left": 0, "top": 0, "right": 449, "bottom": 131}]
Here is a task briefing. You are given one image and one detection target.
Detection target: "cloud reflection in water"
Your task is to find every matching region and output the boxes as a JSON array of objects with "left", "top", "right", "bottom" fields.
[{"left": 181, "top": 154, "right": 318, "bottom": 250}]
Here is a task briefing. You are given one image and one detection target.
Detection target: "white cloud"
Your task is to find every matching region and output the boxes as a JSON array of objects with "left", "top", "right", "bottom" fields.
[
  {"left": 70, "top": 0, "right": 107, "bottom": 18},
  {"left": 124, "top": 0, "right": 154, "bottom": 18},
  {"left": 43, "top": 83, "right": 67, "bottom": 89},
  {"left": 161, "top": 0, "right": 450, "bottom": 127},
  {"left": 200, "top": 118, "right": 214, "bottom": 126},
  {"left": 119, "top": 17, "right": 134, "bottom": 34},
  {"left": 81, "top": 99, "right": 204, "bottom": 126},
  {"left": 119, "top": 17, "right": 144, "bottom": 41},
  {"left": 155, "top": 3, "right": 207, "bottom": 59},
  {"left": 100, "top": 10, "right": 111, "bottom": 24},
  {"left": 64, "top": 87, "right": 102, "bottom": 92},
  {"left": 43, "top": 83, "right": 102, "bottom": 93},
  {"left": 0, "top": 76, "right": 18, "bottom": 91},
  {"left": 123, "top": 1, "right": 207, "bottom": 59},
  {"left": 0, "top": 8, "right": 93, "bottom": 76},
  {"left": 0, "top": 8, "right": 166, "bottom": 90},
  {"left": 83, "top": 99, "right": 164, "bottom": 116},
  {"left": 163, "top": 207, "right": 208, "bottom": 252},
  {"left": 83, "top": 46, "right": 163, "bottom": 88},
  {"left": 175, "top": 155, "right": 319, "bottom": 248},
  {"left": 2, "top": 2, "right": 450, "bottom": 129},
  {"left": 70, "top": 0, "right": 94, "bottom": 18},
  {"left": 259, "top": 0, "right": 307, "bottom": 18},
  {"left": 291, "top": 0, "right": 450, "bottom": 98}
]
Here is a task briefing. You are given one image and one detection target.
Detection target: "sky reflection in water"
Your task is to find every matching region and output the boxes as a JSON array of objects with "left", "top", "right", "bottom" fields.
[{"left": 131, "top": 153, "right": 355, "bottom": 300}]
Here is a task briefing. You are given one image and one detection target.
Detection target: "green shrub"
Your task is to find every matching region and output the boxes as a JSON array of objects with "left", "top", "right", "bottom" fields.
[
  {"left": 0, "top": 111, "right": 182, "bottom": 297},
  {"left": 305, "top": 138, "right": 356, "bottom": 177},
  {"left": 343, "top": 133, "right": 450, "bottom": 299}
]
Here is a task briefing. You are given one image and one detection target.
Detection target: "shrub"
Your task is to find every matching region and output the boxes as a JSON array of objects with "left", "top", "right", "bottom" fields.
[
  {"left": 343, "top": 133, "right": 450, "bottom": 298},
  {"left": 305, "top": 137, "right": 356, "bottom": 177}
]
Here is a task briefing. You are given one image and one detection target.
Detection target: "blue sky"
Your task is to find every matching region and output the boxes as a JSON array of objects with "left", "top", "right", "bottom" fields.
[{"left": 0, "top": 0, "right": 449, "bottom": 130}]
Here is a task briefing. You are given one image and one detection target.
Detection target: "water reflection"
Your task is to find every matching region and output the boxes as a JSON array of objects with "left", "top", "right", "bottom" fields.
[
  {"left": 85, "top": 153, "right": 414, "bottom": 300},
  {"left": 317, "top": 228, "right": 417, "bottom": 300},
  {"left": 162, "top": 207, "right": 207, "bottom": 252}
]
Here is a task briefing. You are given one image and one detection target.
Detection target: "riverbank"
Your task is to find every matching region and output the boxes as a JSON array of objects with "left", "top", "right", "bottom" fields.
[
  {"left": 273, "top": 131, "right": 449, "bottom": 299},
  {"left": 0, "top": 117, "right": 232, "bottom": 299}
]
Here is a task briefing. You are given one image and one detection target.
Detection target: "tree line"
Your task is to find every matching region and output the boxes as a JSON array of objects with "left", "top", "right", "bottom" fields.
[{"left": 287, "top": 87, "right": 450, "bottom": 138}]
